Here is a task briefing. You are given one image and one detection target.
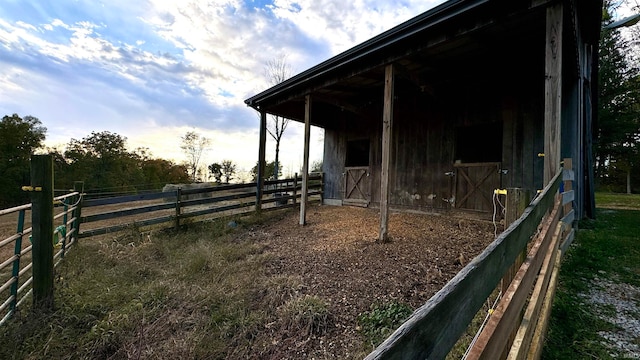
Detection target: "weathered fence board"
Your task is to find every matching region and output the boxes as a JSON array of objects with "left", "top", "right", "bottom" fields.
[
  {"left": 81, "top": 202, "right": 176, "bottom": 223},
  {"left": 466, "top": 198, "right": 560, "bottom": 359},
  {"left": 82, "top": 191, "right": 176, "bottom": 208},
  {"left": 508, "top": 222, "right": 562, "bottom": 360},
  {"left": 365, "top": 171, "right": 561, "bottom": 360},
  {"left": 78, "top": 215, "right": 175, "bottom": 238}
]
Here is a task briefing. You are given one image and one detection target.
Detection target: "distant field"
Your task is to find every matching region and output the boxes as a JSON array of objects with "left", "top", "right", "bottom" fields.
[{"left": 595, "top": 192, "right": 640, "bottom": 210}]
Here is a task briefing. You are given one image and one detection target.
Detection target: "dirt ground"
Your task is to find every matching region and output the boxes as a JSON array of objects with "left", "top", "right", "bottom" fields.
[{"left": 240, "top": 204, "right": 497, "bottom": 359}]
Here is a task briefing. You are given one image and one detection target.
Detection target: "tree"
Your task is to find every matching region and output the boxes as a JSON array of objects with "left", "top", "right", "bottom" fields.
[
  {"left": 141, "top": 158, "right": 190, "bottom": 189},
  {"left": 0, "top": 114, "right": 46, "bottom": 206},
  {"left": 208, "top": 162, "right": 223, "bottom": 183},
  {"left": 63, "top": 131, "right": 144, "bottom": 192},
  {"left": 251, "top": 160, "right": 281, "bottom": 182},
  {"left": 221, "top": 160, "right": 237, "bottom": 184},
  {"left": 596, "top": 1, "right": 640, "bottom": 192},
  {"left": 181, "top": 131, "right": 210, "bottom": 183},
  {"left": 264, "top": 55, "right": 293, "bottom": 180}
]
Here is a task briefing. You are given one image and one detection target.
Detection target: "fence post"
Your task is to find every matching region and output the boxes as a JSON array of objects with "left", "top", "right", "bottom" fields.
[
  {"left": 30, "top": 154, "right": 55, "bottom": 312},
  {"left": 293, "top": 173, "right": 298, "bottom": 205},
  {"left": 320, "top": 172, "right": 325, "bottom": 204},
  {"left": 73, "top": 181, "right": 83, "bottom": 241},
  {"left": 501, "top": 188, "right": 530, "bottom": 293},
  {"left": 9, "top": 209, "right": 26, "bottom": 314},
  {"left": 175, "top": 188, "right": 181, "bottom": 231}
]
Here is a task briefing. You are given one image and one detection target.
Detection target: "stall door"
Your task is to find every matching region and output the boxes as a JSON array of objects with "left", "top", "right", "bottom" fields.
[
  {"left": 454, "top": 162, "right": 501, "bottom": 213},
  {"left": 343, "top": 166, "right": 371, "bottom": 207}
]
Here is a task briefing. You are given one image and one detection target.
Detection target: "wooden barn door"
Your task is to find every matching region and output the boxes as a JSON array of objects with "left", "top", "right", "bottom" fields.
[
  {"left": 343, "top": 166, "right": 371, "bottom": 207},
  {"left": 454, "top": 162, "right": 501, "bottom": 213}
]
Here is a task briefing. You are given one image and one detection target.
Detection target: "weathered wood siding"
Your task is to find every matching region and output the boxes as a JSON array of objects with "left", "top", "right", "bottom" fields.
[{"left": 322, "top": 76, "right": 545, "bottom": 213}]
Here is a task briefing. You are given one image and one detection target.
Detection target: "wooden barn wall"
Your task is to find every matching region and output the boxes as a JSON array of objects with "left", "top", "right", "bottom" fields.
[{"left": 322, "top": 76, "right": 545, "bottom": 212}]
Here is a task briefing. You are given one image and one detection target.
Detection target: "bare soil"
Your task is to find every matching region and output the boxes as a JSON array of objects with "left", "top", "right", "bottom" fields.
[{"left": 240, "top": 204, "right": 496, "bottom": 359}]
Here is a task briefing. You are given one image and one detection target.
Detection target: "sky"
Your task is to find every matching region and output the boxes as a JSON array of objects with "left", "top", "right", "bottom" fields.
[{"left": 0, "top": 0, "right": 447, "bottom": 182}]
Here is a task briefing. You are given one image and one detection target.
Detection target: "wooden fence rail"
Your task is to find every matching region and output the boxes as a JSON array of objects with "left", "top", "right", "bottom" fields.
[
  {"left": 366, "top": 163, "right": 571, "bottom": 360},
  {"left": 78, "top": 173, "right": 323, "bottom": 239},
  {"left": 1, "top": 155, "right": 323, "bottom": 325}
]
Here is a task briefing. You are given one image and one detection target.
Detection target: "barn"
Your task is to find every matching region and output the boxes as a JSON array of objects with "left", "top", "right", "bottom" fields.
[{"left": 245, "top": 0, "right": 602, "bottom": 240}]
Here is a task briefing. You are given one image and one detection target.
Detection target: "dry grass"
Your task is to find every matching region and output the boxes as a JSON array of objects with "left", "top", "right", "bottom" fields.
[{"left": 0, "top": 204, "right": 495, "bottom": 359}]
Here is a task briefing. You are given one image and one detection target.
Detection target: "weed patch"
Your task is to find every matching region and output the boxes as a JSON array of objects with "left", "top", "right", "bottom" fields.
[{"left": 357, "top": 301, "right": 413, "bottom": 347}]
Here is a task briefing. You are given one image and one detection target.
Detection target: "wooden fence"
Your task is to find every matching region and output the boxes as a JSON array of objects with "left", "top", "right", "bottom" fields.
[
  {"left": 0, "top": 154, "right": 323, "bottom": 323},
  {"left": 77, "top": 174, "right": 323, "bottom": 238},
  {"left": 2, "top": 154, "right": 576, "bottom": 358},
  {"left": 366, "top": 160, "right": 576, "bottom": 359}
]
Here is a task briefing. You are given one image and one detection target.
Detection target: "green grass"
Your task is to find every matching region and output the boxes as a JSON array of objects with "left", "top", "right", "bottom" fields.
[
  {"left": 596, "top": 192, "right": 640, "bottom": 209},
  {"left": 0, "top": 210, "right": 328, "bottom": 359},
  {"left": 542, "top": 193, "right": 640, "bottom": 359}
]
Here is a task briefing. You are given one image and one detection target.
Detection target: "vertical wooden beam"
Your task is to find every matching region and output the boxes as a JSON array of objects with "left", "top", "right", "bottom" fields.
[
  {"left": 72, "top": 181, "right": 83, "bottom": 241},
  {"left": 256, "top": 111, "right": 267, "bottom": 212},
  {"left": 544, "top": 3, "right": 563, "bottom": 185},
  {"left": 293, "top": 173, "right": 298, "bottom": 205},
  {"left": 380, "top": 64, "right": 395, "bottom": 242},
  {"left": 30, "top": 154, "right": 54, "bottom": 312},
  {"left": 300, "top": 95, "right": 312, "bottom": 225}
]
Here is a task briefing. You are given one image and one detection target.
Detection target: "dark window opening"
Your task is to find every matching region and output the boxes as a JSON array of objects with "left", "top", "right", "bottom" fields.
[
  {"left": 345, "top": 139, "right": 370, "bottom": 167},
  {"left": 455, "top": 122, "right": 502, "bottom": 163}
]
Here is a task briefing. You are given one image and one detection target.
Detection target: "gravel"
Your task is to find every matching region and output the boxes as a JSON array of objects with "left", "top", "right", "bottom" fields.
[{"left": 581, "top": 275, "right": 640, "bottom": 358}]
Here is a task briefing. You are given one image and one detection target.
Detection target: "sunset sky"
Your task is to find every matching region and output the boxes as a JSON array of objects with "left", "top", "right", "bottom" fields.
[
  {"left": 0, "top": 0, "right": 448, "bottom": 180},
  {"left": 1, "top": 0, "right": 635, "bottom": 181}
]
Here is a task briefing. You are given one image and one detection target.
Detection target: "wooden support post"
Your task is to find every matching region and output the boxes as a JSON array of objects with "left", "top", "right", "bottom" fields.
[
  {"left": 293, "top": 173, "right": 298, "bottom": 205},
  {"left": 300, "top": 95, "right": 312, "bottom": 225},
  {"left": 320, "top": 172, "right": 325, "bottom": 204},
  {"left": 544, "top": 3, "right": 563, "bottom": 184},
  {"left": 256, "top": 111, "right": 267, "bottom": 212},
  {"left": 72, "top": 181, "right": 83, "bottom": 241},
  {"left": 30, "top": 154, "right": 55, "bottom": 312},
  {"left": 379, "top": 64, "right": 395, "bottom": 242},
  {"left": 175, "top": 188, "right": 182, "bottom": 231}
]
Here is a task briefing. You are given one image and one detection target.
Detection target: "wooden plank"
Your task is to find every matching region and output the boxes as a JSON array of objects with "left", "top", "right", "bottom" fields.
[
  {"left": 560, "top": 209, "right": 574, "bottom": 226},
  {"left": 508, "top": 223, "right": 562, "bottom": 360},
  {"left": 81, "top": 202, "right": 176, "bottom": 223},
  {"left": 544, "top": 3, "right": 563, "bottom": 184},
  {"left": 527, "top": 251, "right": 562, "bottom": 360},
  {"left": 300, "top": 94, "right": 312, "bottom": 225},
  {"left": 467, "top": 198, "right": 560, "bottom": 360},
  {"left": 180, "top": 182, "right": 255, "bottom": 195},
  {"left": 82, "top": 191, "right": 176, "bottom": 208},
  {"left": 78, "top": 215, "right": 176, "bottom": 238},
  {"left": 257, "top": 111, "right": 267, "bottom": 211},
  {"left": 562, "top": 169, "right": 574, "bottom": 182},
  {"left": 365, "top": 172, "right": 561, "bottom": 360},
  {"left": 180, "top": 201, "right": 256, "bottom": 219},
  {"left": 561, "top": 190, "right": 574, "bottom": 205},
  {"left": 560, "top": 228, "right": 575, "bottom": 254},
  {"left": 379, "top": 63, "right": 395, "bottom": 242}
]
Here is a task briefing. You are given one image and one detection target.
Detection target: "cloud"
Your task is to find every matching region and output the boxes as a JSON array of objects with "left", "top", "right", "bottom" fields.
[{"left": 0, "top": 0, "right": 444, "bottom": 171}]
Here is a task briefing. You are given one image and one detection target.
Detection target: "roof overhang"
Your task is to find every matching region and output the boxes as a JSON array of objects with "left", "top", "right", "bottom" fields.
[{"left": 244, "top": 0, "right": 601, "bottom": 126}]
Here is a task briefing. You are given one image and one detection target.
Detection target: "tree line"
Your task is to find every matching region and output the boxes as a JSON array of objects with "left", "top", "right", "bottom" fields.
[
  {"left": 0, "top": 114, "right": 193, "bottom": 207},
  {"left": 597, "top": 1, "right": 640, "bottom": 193}
]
